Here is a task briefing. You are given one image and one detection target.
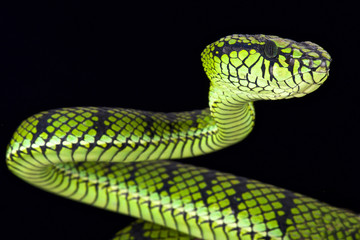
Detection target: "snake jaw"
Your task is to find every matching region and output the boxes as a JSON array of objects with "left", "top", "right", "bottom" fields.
[
  {"left": 245, "top": 67, "right": 330, "bottom": 100},
  {"left": 284, "top": 71, "right": 329, "bottom": 99}
]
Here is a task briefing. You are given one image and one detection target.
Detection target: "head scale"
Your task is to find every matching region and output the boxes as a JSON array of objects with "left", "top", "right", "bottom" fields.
[{"left": 201, "top": 34, "right": 331, "bottom": 100}]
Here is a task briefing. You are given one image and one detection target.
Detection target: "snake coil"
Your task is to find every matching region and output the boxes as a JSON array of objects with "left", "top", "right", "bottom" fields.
[{"left": 6, "top": 34, "right": 360, "bottom": 239}]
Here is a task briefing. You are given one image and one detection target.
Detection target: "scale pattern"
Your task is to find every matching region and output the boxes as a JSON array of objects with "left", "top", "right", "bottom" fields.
[
  {"left": 6, "top": 107, "right": 218, "bottom": 165},
  {"left": 19, "top": 159, "right": 360, "bottom": 239},
  {"left": 6, "top": 34, "right": 360, "bottom": 239}
]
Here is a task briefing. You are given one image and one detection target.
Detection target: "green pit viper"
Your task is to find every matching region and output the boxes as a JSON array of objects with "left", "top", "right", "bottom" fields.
[{"left": 6, "top": 34, "right": 360, "bottom": 240}]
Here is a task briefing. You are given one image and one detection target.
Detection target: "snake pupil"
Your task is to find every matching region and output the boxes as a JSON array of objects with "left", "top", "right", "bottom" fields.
[{"left": 264, "top": 40, "right": 278, "bottom": 58}]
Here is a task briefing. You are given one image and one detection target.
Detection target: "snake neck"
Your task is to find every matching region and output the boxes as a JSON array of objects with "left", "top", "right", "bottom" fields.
[
  {"left": 6, "top": 84, "right": 255, "bottom": 164},
  {"left": 207, "top": 80, "right": 255, "bottom": 150}
]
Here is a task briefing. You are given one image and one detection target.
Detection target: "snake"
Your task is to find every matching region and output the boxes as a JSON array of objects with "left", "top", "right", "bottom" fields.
[{"left": 6, "top": 34, "right": 360, "bottom": 240}]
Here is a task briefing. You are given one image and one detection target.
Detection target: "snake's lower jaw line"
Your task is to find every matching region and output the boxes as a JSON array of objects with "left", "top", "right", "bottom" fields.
[
  {"left": 288, "top": 83, "right": 323, "bottom": 98},
  {"left": 304, "top": 84, "right": 323, "bottom": 94},
  {"left": 291, "top": 70, "right": 329, "bottom": 98},
  {"left": 278, "top": 82, "right": 320, "bottom": 99}
]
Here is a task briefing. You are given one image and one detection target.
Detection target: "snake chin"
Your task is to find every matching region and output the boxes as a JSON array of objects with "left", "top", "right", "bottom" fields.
[
  {"left": 286, "top": 82, "right": 324, "bottom": 98},
  {"left": 284, "top": 69, "right": 329, "bottom": 97}
]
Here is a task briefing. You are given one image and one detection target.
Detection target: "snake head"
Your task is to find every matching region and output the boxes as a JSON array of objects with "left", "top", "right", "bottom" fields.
[{"left": 201, "top": 34, "right": 331, "bottom": 100}]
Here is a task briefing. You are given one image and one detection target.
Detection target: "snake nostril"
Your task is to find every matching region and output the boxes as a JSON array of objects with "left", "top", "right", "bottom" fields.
[
  {"left": 308, "top": 59, "right": 313, "bottom": 69},
  {"left": 320, "top": 60, "right": 327, "bottom": 68},
  {"left": 285, "top": 56, "right": 294, "bottom": 66}
]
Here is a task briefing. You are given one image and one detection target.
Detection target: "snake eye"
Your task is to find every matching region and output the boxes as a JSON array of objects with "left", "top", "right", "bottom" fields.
[{"left": 264, "top": 41, "right": 278, "bottom": 58}]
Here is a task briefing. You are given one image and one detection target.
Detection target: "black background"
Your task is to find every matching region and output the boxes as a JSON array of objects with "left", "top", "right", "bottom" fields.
[{"left": 1, "top": 2, "right": 359, "bottom": 239}]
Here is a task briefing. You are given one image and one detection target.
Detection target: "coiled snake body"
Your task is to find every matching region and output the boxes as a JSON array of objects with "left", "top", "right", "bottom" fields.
[{"left": 6, "top": 34, "right": 360, "bottom": 239}]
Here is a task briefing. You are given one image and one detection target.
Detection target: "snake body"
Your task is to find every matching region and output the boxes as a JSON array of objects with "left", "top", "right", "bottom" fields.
[{"left": 6, "top": 34, "right": 360, "bottom": 239}]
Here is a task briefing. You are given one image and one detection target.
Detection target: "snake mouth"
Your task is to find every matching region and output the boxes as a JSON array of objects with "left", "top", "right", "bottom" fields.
[
  {"left": 285, "top": 69, "right": 330, "bottom": 98},
  {"left": 290, "top": 83, "right": 322, "bottom": 98},
  {"left": 249, "top": 68, "right": 330, "bottom": 100},
  {"left": 280, "top": 57, "right": 330, "bottom": 97}
]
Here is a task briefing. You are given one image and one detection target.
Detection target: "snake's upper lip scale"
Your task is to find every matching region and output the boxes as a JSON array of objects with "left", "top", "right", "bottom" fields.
[
  {"left": 248, "top": 70, "right": 328, "bottom": 99},
  {"left": 274, "top": 70, "right": 329, "bottom": 98},
  {"left": 279, "top": 69, "right": 329, "bottom": 85}
]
